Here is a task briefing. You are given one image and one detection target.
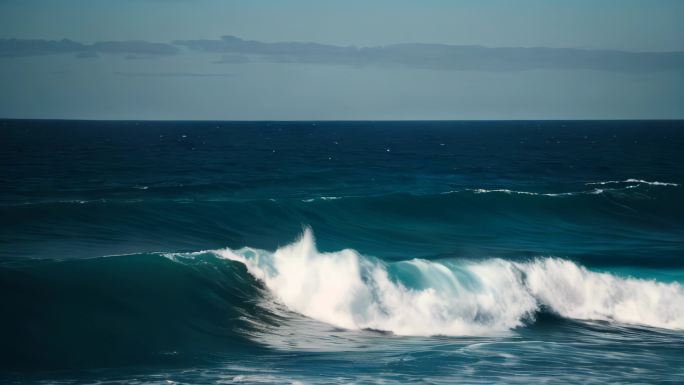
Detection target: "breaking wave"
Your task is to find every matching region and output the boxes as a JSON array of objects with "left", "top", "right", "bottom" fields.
[
  {"left": 2, "top": 228, "right": 683, "bottom": 371},
  {"left": 218, "top": 229, "right": 684, "bottom": 336}
]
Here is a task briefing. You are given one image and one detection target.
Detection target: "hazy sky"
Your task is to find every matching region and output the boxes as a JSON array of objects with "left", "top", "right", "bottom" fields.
[{"left": 0, "top": 0, "right": 682, "bottom": 120}]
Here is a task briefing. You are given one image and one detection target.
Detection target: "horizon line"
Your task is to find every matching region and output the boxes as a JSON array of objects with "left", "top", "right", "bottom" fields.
[{"left": 2, "top": 118, "right": 683, "bottom": 123}]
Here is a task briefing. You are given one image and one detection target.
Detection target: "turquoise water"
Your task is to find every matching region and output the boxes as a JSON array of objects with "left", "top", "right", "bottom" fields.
[{"left": 1, "top": 120, "right": 683, "bottom": 384}]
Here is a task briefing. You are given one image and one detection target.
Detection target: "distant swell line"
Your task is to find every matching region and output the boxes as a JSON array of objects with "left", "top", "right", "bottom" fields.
[
  {"left": 586, "top": 179, "right": 679, "bottom": 187},
  {"left": 463, "top": 185, "right": 637, "bottom": 197},
  {"left": 468, "top": 188, "right": 606, "bottom": 196},
  {"left": 301, "top": 196, "right": 343, "bottom": 202},
  {"left": 3, "top": 178, "right": 678, "bottom": 207}
]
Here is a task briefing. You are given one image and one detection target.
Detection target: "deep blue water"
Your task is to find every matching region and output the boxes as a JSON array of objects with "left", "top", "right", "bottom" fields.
[{"left": 1, "top": 120, "right": 683, "bottom": 384}]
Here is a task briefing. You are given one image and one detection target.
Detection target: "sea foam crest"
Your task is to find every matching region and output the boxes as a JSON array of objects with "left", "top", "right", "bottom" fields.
[
  {"left": 468, "top": 188, "right": 607, "bottom": 196},
  {"left": 217, "top": 230, "right": 684, "bottom": 336},
  {"left": 587, "top": 179, "right": 679, "bottom": 187}
]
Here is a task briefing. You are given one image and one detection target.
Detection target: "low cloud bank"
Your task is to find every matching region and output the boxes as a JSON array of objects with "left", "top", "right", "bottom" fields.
[
  {"left": 2, "top": 35, "right": 682, "bottom": 72},
  {"left": 0, "top": 38, "right": 178, "bottom": 57},
  {"left": 175, "top": 35, "right": 684, "bottom": 72}
]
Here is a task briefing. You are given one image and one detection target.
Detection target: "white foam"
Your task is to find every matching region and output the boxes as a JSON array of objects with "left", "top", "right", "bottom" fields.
[
  {"left": 471, "top": 188, "right": 539, "bottom": 195},
  {"left": 521, "top": 258, "right": 684, "bottom": 329},
  {"left": 624, "top": 179, "right": 679, "bottom": 186},
  {"left": 217, "top": 230, "right": 684, "bottom": 336},
  {"left": 469, "top": 188, "right": 601, "bottom": 197},
  {"left": 468, "top": 185, "right": 649, "bottom": 197},
  {"left": 301, "top": 196, "right": 343, "bottom": 203},
  {"left": 587, "top": 179, "right": 679, "bottom": 187}
]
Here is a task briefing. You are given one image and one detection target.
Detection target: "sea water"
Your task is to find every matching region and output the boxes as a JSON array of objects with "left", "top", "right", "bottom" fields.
[{"left": 1, "top": 120, "right": 683, "bottom": 384}]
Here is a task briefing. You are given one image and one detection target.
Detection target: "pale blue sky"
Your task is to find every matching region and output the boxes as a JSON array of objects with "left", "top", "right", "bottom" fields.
[
  {"left": 2, "top": 0, "right": 683, "bottom": 50},
  {"left": 0, "top": 0, "right": 682, "bottom": 119}
]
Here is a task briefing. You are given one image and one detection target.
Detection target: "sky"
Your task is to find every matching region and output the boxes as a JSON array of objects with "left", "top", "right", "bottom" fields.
[{"left": 0, "top": 0, "right": 682, "bottom": 120}]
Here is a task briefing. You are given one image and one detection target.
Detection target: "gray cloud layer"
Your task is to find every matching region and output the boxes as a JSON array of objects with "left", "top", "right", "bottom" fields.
[
  {"left": 0, "top": 38, "right": 178, "bottom": 57},
  {"left": 175, "top": 35, "right": 684, "bottom": 72},
  {"left": 2, "top": 35, "right": 683, "bottom": 72},
  {"left": 114, "top": 71, "right": 234, "bottom": 78}
]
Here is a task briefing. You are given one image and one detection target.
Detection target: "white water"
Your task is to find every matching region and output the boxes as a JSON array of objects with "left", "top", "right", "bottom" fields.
[{"left": 217, "top": 229, "right": 684, "bottom": 336}]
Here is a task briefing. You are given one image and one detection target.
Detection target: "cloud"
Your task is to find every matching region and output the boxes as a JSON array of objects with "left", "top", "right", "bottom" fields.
[
  {"left": 114, "top": 71, "right": 233, "bottom": 78},
  {"left": 0, "top": 38, "right": 178, "bottom": 57},
  {"left": 0, "top": 38, "right": 85, "bottom": 57},
  {"left": 214, "top": 54, "right": 250, "bottom": 64},
  {"left": 91, "top": 41, "right": 178, "bottom": 55},
  {"left": 3, "top": 35, "right": 682, "bottom": 72},
  {"left": 174, "top": 35, "right": 684, "bottom": 72}
]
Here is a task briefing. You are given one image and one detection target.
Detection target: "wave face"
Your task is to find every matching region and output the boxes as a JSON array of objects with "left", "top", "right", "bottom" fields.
[
  {"left": 0, "top": 253, "right": 267, "bottom": 370},
  {"left": 219, "top": 229, "right": 684, "bottom": 336}
]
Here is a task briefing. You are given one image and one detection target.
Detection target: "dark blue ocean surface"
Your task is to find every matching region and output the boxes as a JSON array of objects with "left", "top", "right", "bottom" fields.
[{"left": 1, "top": 120, "right": 683, "bottom": 384}]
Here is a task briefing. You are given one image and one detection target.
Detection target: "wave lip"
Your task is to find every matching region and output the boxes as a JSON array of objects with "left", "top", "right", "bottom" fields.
[{"left": 217, "top": 229, "right": 684, "bottom": 336}]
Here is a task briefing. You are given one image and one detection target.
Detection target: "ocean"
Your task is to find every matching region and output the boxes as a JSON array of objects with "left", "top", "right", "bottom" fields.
[{"left": 1, "top": 119, "right": 683, "bottom": 384}]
